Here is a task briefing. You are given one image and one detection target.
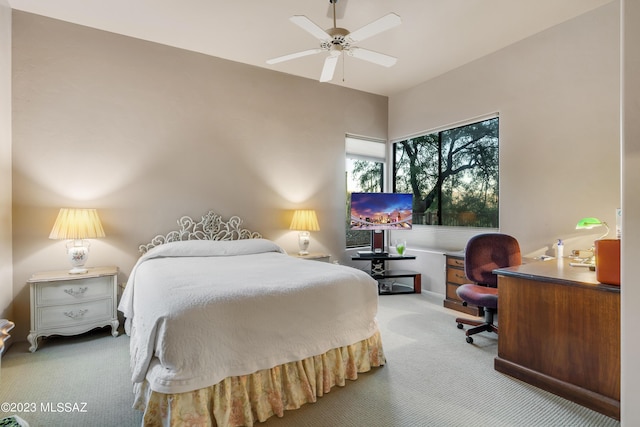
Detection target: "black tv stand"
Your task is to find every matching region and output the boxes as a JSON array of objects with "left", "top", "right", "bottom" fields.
[
  {"left": 352, "top": 253, "right": 421, "bottom": 295},
  {"left": 357, "top": 250, "right": 388, "bottom": 257}
]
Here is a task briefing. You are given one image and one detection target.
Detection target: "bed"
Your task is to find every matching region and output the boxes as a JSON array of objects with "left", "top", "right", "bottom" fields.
[{"left": 118, "top": 211, "right": 386, "bottom": 426}]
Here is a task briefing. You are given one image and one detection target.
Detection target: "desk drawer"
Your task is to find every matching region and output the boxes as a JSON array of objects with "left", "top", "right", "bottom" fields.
[
  {"left": 35, "top": 298, "right": 114, "bottom": 329},
  {"left": 444, "top": 254, "right": 482, "bottom": 316},
  {"left": 446, "top": 283, "right": 463, "bottom": 301},
  {"left": 446, "top": 257, "right": 465, "bottom": 269},
  {"left": 36, "top": 276, "right": 112, "bottom": 305},
  {"left": 447, "top": 268, "right": 468, "bottom": 285}
]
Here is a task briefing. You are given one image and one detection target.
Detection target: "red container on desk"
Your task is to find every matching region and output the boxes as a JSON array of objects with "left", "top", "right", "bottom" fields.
[{"left": 595, "top": 239, "right": 620, "bottom": 286}]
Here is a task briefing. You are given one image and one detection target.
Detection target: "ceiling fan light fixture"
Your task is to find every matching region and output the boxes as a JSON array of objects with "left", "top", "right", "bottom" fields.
[
  {"left": 267, "top": 6, "right": 401, "bottom": 83},
  {"left": 327, "top": 27, "right": 349, "bottom": 38}
]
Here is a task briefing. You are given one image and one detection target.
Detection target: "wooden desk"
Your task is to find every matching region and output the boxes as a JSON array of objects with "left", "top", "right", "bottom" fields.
[{"left": 494, "top": 259, "right": 620, "bottom": 420}]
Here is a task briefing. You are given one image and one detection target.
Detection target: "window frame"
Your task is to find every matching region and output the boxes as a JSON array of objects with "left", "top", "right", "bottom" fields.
[
  {"left": 391, "top": 115, "right": 499, "bottom": 228},
  {"left": 345, "top": 135, "right": 387, "bottom": 248}
]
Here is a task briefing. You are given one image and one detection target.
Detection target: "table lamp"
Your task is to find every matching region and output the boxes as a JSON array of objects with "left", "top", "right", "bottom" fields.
[
  {"left": 575, "top": 217, "right": 609, "bottom": 240},
  {"left": 573, "top": 217, "right": 609, "bottom": 266},
  {"left": 49, "top": 208, "right": 105, "bottom": 274},
  {"left": 289, "top": 210, "right": 320, "bottom": 255}
]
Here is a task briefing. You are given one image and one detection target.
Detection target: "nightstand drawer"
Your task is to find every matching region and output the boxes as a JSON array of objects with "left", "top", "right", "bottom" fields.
[
  {"left": 35, "top": 298, "right": 114, "bottom": 330},
  {"left": 36, "top": 276, "right": 113, "bottom": 305}
]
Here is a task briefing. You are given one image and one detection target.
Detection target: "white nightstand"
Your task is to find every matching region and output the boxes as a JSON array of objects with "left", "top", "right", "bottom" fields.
[
  {"left": 291, "top": 253, "right": 331, "bottom": 262},
  {"left": 27, "top": 266, "right": 119, "bottom": 352}
]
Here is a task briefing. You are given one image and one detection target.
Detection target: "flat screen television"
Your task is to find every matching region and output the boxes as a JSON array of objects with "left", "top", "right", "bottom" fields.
[{"left": 350, "top": 193, "right": 413, "bottom": 230}]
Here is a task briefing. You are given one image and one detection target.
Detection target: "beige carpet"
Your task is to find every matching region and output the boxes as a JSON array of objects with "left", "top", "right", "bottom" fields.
[{"left": 0, "top": 292, "right": 619, "bottom": 427}]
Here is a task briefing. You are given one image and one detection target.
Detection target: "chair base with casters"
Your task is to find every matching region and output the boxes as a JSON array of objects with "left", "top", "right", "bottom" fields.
[{"left": 455, "top": 283, "right": 499, "bottom": 344}]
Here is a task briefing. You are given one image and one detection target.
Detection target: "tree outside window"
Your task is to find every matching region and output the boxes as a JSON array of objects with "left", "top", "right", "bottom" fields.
[{"left": 393, "top": 118, "right": 499, "bottom": 227}]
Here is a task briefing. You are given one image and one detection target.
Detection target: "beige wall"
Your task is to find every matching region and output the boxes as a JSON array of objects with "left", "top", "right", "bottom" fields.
[
  {"left": 10, "top": 11, "right": 388, "bottom": 341},
  {"left": 390, "top": 2, "right": 620, "bottom": 254},
  {"left": 0, "top": 0, "right": 12, "bottom": 324},
  {"left": 621, "top": 1, "right": 640, "bottom": 424},
  {"left": 386, "top": 2, "right": 621, "bottom": 295}
]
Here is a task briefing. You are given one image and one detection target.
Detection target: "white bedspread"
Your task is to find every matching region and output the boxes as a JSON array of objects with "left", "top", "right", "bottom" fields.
[{"left": 118, "top": 239, "right": 380, "bottom": 394}]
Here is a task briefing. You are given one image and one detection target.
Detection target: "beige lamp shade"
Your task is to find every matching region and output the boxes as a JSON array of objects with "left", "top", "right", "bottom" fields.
[
  {"left": 49, "top": 208, "right": 105, "bottom": 274},
  {"left": 290, "top": 210, "right": 319, "bottom": 256},
  {"left": 289, "top": 210, "right": 320, "bottom": 231},
  {"left": 49, "top": 208, "right": 105, "bottom": 240}
]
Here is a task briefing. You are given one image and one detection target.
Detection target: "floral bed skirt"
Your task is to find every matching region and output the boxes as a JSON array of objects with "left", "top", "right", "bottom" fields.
[{"left": 133, "top": 330, "right": 385, "bottom": 427}]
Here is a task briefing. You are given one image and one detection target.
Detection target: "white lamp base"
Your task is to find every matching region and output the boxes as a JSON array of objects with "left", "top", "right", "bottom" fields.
[
  {"left": 66, "top": 240, "right": 90, "bottom": 274},
  {"left": 297, "top": 231, "right": 310, "bottom": 255}
]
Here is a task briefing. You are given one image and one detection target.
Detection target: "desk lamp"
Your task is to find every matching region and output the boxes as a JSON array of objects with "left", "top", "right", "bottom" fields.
[
  {"left": 575, "top": 217, "right": 609, "bottom": 240},
  {"left": 49, "top": 208, "right": 105, "bottom": 274},
  {"left": 574, "top": 217, "right": 609, "bottom": 266},
  {"left": 289, "top": 210, "right": 320, "bottom": 255}
]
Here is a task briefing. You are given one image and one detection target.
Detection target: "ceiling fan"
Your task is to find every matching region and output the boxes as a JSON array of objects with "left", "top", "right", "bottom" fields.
[{"left": 266, "top": 0, "right": 401, "bottom": 83}]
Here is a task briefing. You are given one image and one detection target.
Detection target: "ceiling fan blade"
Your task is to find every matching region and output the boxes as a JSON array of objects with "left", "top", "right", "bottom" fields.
[
  {"left": 319, "top": 53, "right": 340, "bottom": 82},
  {"left": 347, "top": 47, "right": 397, "bottom": 67},
  {"left": 290, "top": 15, "right": 332, "bottom": 41},
  {"left": 347, "top": 13, "right": 401, "bottom": 43},
  {"left": 266, "top": 48, "right": 323, "bottom": 65}
]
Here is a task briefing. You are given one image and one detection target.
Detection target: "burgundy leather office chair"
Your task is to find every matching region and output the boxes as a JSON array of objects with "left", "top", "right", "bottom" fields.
[{"left": 456, "top": 233, "right": 521, "bottom": 343}]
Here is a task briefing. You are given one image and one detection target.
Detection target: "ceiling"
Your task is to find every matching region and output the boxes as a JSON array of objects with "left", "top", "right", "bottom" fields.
[{"left": 8, "top": 0, "right": 613, "bottom": 96}]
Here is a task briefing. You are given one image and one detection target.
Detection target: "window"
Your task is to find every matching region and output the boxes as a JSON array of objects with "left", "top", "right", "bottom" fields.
[
  {"left": 345, "top": 136, "right": 385, "bottom": 247},
  {"left": 393, "top": 117, "right": 499, "bottom": 227}
]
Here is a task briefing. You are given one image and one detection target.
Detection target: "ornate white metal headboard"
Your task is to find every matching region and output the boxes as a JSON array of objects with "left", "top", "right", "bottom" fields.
[{"left": 139, "top": 210, "right": 262, "bottom": 254}]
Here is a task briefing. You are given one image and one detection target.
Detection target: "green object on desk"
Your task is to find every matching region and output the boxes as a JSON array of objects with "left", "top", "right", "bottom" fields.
[
  {"left": 576, "top": 216, "right": 610, "bottom": 240},
  {"left": 575, "top": 217, "right": 604, "bottom": 229}
]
